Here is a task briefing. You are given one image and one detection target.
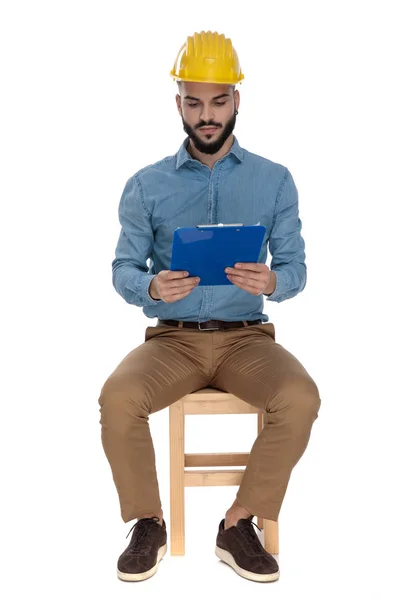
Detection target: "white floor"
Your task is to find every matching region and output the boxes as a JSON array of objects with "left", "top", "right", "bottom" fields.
[{"left": 70, "top": 515, "right": 395, "bottom": 600}]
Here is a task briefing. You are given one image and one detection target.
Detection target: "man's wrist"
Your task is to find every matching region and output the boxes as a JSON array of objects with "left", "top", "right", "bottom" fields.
[
  {"left": 149, "top": 276, "right": 161, "bottom": 300},
  {"left": 263, "top": 270, "right": 277, "bottom": 296}
]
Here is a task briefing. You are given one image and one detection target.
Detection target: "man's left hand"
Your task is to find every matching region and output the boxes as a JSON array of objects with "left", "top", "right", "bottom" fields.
[{"left": 224, "top": 263, "right": 276, "bottom": 296}]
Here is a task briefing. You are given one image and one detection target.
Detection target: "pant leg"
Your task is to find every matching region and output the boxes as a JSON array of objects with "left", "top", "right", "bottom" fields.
[
  {"left": 97, "top": 324, "right": 210, "bottom": 523},
  {"left": 211, "top": 322, "right": 321, "bottom": 521}
]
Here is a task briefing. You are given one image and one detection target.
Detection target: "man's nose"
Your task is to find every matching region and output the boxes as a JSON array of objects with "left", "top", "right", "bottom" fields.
[{"left": 200, "top": 104, "right": 215, "bottom": 123}]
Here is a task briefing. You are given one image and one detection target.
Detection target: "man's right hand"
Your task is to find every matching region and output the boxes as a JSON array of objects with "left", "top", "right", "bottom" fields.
[{"left": 149, "top": 270, "right": 200, "bottom": 303}]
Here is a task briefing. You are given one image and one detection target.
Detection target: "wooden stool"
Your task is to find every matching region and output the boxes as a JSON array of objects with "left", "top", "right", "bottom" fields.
[{"left": 169, "top": 387, "right": 279, "bottom": 555}]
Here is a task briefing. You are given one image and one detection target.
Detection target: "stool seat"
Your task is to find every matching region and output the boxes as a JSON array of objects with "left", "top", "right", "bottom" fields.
[{"left": 169, "top": 387, "right": 279, "bottom": 555}]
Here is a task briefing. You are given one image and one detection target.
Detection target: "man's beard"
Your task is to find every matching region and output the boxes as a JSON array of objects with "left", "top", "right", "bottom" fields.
[{"left": 181, "top": 111, "right": 237, "bottom": 155}]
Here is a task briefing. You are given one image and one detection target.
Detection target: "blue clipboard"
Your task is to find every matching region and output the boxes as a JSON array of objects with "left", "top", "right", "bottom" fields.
[{"left": 170, "top": 223, "right": 267, "bottom": 286}]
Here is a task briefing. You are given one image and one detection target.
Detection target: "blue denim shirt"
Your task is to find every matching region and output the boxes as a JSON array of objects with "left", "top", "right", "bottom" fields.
[{"left": 112, "top": 136, "right": 306, "bottom": 322}]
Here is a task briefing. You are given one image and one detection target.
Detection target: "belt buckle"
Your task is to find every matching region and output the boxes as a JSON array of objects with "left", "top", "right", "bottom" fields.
[{"left": 198, "top": 320, "right": 220, "bottom": 331}]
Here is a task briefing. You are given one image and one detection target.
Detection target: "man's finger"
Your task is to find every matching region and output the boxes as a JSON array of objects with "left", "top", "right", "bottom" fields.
[
  {"left": 226, "top": 267, "right": 266, "bottom": 281},
  {"left": 161, "top": 270, "right": 189, "bottom": 280},
  {"left": 233, "top": 262, "right": 266, "bottom": 272},
  {"left": 227, "top": 273, "right": 263, "bottom": 285},
  {"left": 229, "top": 279, "right": 264, "bottom": 295}
]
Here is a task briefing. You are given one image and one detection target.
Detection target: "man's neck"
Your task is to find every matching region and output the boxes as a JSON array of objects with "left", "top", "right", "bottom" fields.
[{"left": 187, "top": 135, "right": 234, "bottom": 170}]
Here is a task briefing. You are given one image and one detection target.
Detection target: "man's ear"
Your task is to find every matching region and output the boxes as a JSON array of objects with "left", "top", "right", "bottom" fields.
[
  {"left": 176, "top": 94, "right": 182, "bottom": 117},
  {"left": 234, "top": 89, "right": 240, "bottom": 112}
]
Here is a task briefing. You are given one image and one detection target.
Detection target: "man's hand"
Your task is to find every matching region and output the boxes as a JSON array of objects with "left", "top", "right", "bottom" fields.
[
  {"left": 224, "top": 263, "right": 276, "bottom": 296},
  {"left": 149, "top": 270, "right": 200, "bottom": 303}
]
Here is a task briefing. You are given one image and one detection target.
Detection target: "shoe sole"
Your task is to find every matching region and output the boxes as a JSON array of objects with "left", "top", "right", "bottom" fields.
[
  {"left": 117, "top": 543, "right": 168, "bottom": 581},
  {"left": 215, "top": 545, "right": 280, "bottom": 583}
]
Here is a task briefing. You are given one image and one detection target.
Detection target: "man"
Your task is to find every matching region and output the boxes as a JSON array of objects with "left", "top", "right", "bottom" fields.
[{"left": 98, "top": 30, "right": 321, "bottom": 583}]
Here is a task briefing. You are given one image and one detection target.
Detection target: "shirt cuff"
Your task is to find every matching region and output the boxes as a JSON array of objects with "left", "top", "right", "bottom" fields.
[
  {"left": 264, "top": 269, "right": 287, "bottom": 302},
  {"left": 141, "top": 274, "right": 163, "bottom": 305}
]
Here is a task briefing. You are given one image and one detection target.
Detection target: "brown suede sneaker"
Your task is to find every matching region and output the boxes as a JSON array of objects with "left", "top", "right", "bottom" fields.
[
  {"left": 215, "top": 515, "right": 280, "bottom": 582},
  {"left": 117, "top": 516, "right": 167, "bottom": 581}
]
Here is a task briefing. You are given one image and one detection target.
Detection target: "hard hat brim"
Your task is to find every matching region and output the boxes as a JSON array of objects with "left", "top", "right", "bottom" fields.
[{"left": 170, "top": 73, "right": 244, "bottom": 85}]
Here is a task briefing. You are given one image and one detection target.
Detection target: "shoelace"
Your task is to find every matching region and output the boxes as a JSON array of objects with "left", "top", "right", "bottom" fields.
[
  {"left": 125, "top": 516, "right": 161, "bottom": 555},
  {"left": 236, "top": 518, "right": 267, "bottom": 556}
]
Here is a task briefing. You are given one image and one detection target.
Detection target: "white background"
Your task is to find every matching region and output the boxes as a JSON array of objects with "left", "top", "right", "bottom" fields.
[{"left": 1, "top": 1, "right": 399, "bottom": 598}]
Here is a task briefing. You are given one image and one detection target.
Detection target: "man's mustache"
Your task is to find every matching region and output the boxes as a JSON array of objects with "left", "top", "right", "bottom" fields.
[{"left": 196, "top": 122, "right": 222, "bottom": 129}]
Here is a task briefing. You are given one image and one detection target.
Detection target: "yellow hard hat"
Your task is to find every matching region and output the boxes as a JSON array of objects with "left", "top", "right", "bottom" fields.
[{"left": 170, "top": 30, "right": 244, "bottom": 85}]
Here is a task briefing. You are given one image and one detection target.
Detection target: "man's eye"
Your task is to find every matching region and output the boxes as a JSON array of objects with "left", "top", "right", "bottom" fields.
[{"left": 187, "top": 102, "right": 226, "bottom": 108}]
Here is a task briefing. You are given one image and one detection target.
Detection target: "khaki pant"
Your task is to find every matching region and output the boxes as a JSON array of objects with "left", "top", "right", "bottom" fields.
[{"left": 97, "top": 322, "right": 321, "bottom": 523}]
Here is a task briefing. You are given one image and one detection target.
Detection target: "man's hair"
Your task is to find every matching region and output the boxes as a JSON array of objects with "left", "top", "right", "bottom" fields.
[{"left": 177, "top": 80, "right": 235, "bottom": 93}]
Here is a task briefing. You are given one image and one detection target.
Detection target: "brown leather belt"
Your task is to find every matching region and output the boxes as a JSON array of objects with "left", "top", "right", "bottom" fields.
[{"left": 157, "top": 319, "right": 262, "bottom": 331}]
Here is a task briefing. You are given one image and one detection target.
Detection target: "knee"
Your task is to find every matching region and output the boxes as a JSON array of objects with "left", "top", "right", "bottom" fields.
[
  {"left": 297, "top": 377, "right": 321, "bottom": 416},
  {"left": 97, "top": 374, "right": 151, "bottom": 430},
  {"left": 269, "top": 376, "right": 321, "bottom": 419}
]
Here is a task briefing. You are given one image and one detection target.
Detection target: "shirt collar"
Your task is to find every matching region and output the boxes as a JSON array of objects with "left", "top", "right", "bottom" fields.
[{"left": 175, "top": 135, "right": 244, "bottom": 170}]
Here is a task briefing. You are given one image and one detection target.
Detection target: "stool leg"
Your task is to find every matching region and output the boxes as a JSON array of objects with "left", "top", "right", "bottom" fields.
[
  {"left": 169, "top": 400, "right": 185, "bottom": 555},
  {"left": 263, "top": 519, "right": 279, "bottom": 554}
]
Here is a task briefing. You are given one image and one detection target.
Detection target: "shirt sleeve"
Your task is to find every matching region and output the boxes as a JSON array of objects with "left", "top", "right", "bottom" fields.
[
  {"left": 264, "top": 168, "right": 307, "bottom": 303},
  {"left": 111, "top": 174, "right": 162, "bottom": 307}
]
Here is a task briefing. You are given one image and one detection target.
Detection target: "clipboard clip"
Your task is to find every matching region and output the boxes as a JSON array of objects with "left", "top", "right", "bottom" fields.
[{"left": 196, "top": 223, "right": 244, "bottom": 228}]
